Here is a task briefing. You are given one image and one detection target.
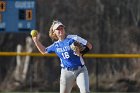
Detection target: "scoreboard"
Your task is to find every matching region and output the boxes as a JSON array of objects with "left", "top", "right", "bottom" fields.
[{"left": 0, "top": 0, "right": 36, "bottom": 32}]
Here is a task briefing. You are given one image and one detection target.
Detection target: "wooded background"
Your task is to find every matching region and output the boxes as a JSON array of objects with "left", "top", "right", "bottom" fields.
[{"left": 0, "top": 0, "right": 140, "bottom": 92}]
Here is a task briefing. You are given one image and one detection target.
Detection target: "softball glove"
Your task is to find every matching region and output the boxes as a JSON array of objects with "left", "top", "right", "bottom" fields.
[{"left": 70, "top": 41, "right": 85, "bottom": 56}]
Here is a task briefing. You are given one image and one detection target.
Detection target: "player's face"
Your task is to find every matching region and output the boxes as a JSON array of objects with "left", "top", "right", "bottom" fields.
[{"left": 54, "top": 25, "right": 65, "bottom": 37}]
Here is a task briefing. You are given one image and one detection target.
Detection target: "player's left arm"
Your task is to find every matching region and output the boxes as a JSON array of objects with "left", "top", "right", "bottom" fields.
[
  {"left": 76, "top": 35, "right": 92, "bottom": 55},
  {"left": 70, "top": 35, "right": 92, "bottom": 56},
  {"left": 80, "top": 41, "right": 92, "bottom": 55},
  {"left": 87, "top": 41, "right": 92, "bottom": 50}
]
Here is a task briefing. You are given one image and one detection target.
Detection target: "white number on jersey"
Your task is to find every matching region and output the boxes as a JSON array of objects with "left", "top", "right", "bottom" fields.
[{"left": 62, "top": 52, "right": 70, "bottom": 59}]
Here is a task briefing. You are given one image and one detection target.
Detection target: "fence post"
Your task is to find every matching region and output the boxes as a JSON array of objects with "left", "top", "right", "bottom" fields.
[{"left": 13, "top": 37, "right": 33, "bottom": 86}]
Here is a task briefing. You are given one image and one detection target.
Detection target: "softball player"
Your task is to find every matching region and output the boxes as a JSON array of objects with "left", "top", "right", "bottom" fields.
[{"left": 32, "top": 20, "right": 92, "bottom": 93}]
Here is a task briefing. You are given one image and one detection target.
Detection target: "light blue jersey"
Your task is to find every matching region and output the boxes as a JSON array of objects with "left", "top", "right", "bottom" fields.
[{"left": 45, "top": 35, "right": 87, "bottom": 68}]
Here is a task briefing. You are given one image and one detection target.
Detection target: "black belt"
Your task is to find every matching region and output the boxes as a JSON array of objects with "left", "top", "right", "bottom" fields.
[{"left": 62, "top": 65, "right": 84, "bottom": 71}]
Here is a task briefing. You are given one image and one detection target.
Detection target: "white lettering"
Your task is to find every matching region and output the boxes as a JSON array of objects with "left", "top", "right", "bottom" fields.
[
  {"left": 27, "top": 22, "right": 31, "bottom": 28},
  {"left": 57, "top": 46, "right": 70, "bottom": 52},
  {"left": 18, "top": 23, "right": 23, "bottom": 28},
  {"left": 15, "top": 1, "right": 35, "bottom": 9},
  {"left": 0, "top": 23, "right": 5, "bottom": 28}
]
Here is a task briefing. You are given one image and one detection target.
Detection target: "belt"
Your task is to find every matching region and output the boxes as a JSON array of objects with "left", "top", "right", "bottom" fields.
[{"left": 62, "top": 65, "right": 84, "bottom": 71}]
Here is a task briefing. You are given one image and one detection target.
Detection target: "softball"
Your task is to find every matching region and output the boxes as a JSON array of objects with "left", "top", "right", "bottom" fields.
[{"left": 30, "top": 30, "right": 38, "bottom": 37}]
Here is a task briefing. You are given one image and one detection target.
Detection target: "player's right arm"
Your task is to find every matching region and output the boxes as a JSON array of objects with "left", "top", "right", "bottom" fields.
[{"left": 32, "top": 36, "right": 48, "bottom": 54}]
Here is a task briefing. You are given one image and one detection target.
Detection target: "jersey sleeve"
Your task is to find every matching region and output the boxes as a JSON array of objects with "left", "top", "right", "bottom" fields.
[
  {"left": 76, "top": 35, "right": 87, "bottom": 45},
  {"left": 45, "top": 43, "right": 55, "bottom": 53},
  {"left": 67, "top": 35, "right": 87, "bottom": 45}
]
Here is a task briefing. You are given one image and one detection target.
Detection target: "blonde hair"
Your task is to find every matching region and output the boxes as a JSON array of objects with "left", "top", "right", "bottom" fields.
[{"left": 49, "top": 20, "right": 59, "bottom": 41}]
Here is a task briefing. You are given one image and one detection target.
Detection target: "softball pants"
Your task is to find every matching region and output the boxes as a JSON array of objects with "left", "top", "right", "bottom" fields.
[{"left": 60, "top": 65, "right": 90, "bottom": 93}]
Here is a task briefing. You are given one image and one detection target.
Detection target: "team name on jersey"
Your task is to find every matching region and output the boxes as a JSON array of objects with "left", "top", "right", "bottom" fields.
[{"left": 56, "top": 46, "right": 70, "bottom": 52}]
